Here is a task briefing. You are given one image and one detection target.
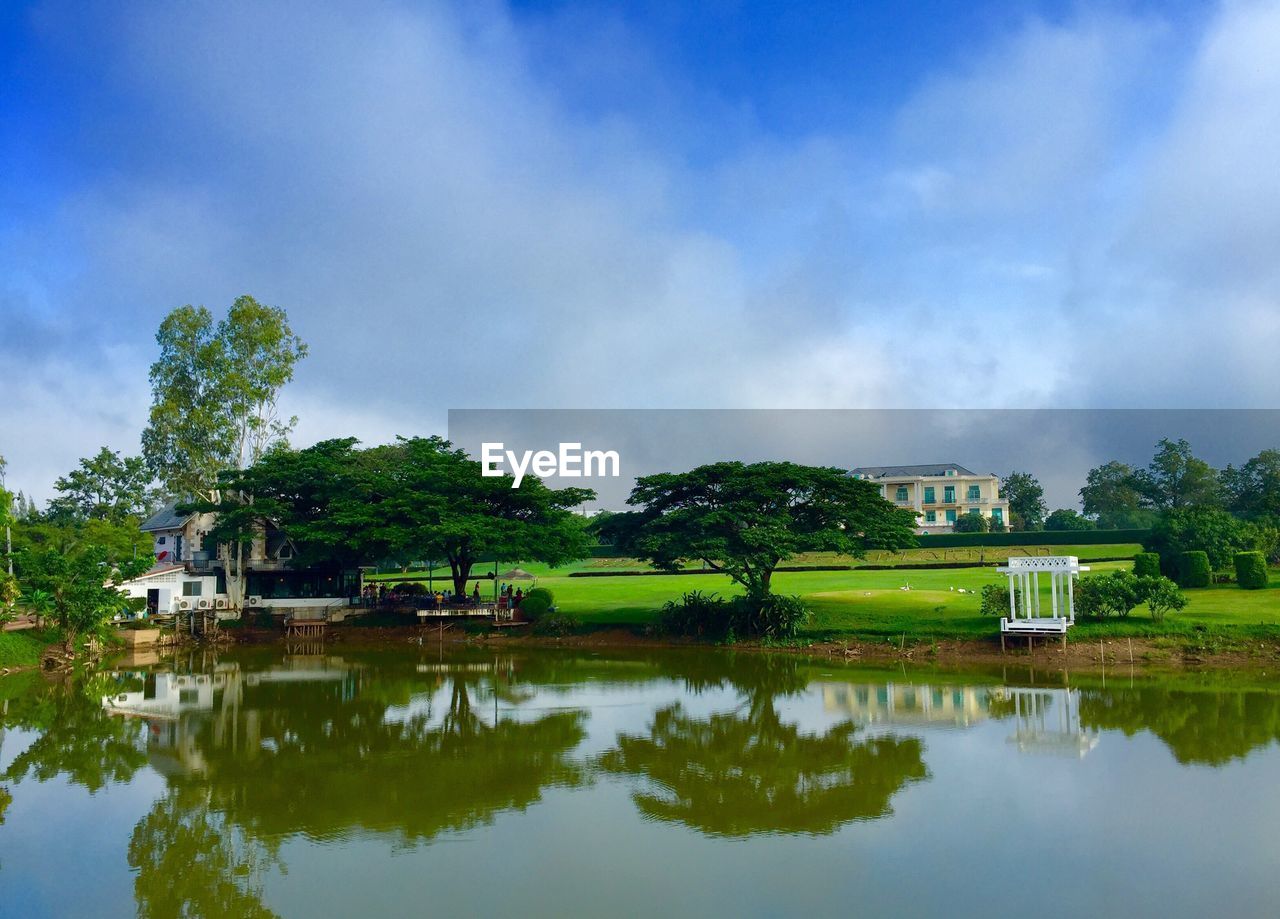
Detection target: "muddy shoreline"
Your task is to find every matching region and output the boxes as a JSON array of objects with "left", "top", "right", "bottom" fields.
[{"left": 203, "top": 623, "right": 1280, "bottom": 676}]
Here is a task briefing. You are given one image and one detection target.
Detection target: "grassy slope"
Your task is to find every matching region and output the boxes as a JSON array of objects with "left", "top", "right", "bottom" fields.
[{"left": 0, "top": 629, "right": 55, "bottom": 668}]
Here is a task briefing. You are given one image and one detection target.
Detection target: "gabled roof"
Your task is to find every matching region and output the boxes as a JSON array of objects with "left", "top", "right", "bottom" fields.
[
  {"left": 140, "top": 502, "right": 194, "bottom": 532},
  {"left": 850, "top": 463, "right": 980, "bottom": 478}
]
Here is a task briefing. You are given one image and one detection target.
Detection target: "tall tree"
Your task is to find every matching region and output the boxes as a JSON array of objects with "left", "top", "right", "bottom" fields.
[
  {"left": 1221, "top": 449, "right": 1280, "bottom": 520},
  {"left": 1133, "top": 438, "right": 1220, "bottom": 510},
  {"left": 142, "top": 296, "right": 308, "bottom": 498},
  {"left": 1079, "top": 460, "right": 1154, "bottom": 529},
  {"left": 143, "top": 297, "right": 307, "bottom": 607},
  {"left": 48, "top": 447, "right": 155, "bottom": 522},
  {"left": 999, "top": 471, "right": 1046, "bottom": 531},
  {"left": 613, "top": 462, "right": 916, "bottom": 599}
]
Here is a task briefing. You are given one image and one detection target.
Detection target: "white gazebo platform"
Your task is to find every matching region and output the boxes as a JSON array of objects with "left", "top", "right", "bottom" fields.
[{"left": 996, "top": 556, "right": 1089, "bottom": 650}]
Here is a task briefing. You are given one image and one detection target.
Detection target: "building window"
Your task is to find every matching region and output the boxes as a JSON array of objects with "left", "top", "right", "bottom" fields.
[
  {"left": 895, "top": 486, "right": 908, "bottom": 503},
  {"left": 923, "top": 486, "right": 935, "bottom": 504},
  {"left": 992, "top": 508, "right": 1004, "bottom": 524},
  {"left": 925, "top": 510, "right": 936, "bottom": 523},
  {"left": 945, "top": 469, "right": 956, "bottom": 476},
  {"left": 967, "top": 485, "right": 981, "bottom": 501},
  {"left": 944, "top": 485, "right": 955, "bottom": 503},
  {"left": 182, "top": 582, "right": 203, "bottom": 597},
  {"left": 156, "top": 536, "right": 166, "bottom": 545},
  {"left": 968, "top": 507, "right": 981, "bottom": 515},
  {"left": 945, "top": 509, "right": 957, "bottom": 523}
]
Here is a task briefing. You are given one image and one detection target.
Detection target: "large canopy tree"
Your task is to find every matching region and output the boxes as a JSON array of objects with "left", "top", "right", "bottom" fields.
[
  {"left": 999, "top": 470, "right": 1046, "bottom": 531},
  {"left": 202, "top": 436, "right": 595, "bottom": 597},
  {"left": 609, "top": 461, "right": 917, "bottom": 599}
]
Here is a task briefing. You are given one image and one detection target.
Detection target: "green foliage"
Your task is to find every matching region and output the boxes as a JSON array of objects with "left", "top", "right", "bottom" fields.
[
  {"left": 1222, "top": 449, "right": 1280, "bottom": 520},
  {"left": 142, "top": 296, "right": 308, "bottom": 497},
  {"left": 658, "top": 590, "right": 810, "bottom": 640},
  {"left": 531, "top": 611, "right": 581, "bottom": 636},
  {"left": 1234, "top": 551, "right": 1269, "bottom": 590},
  {"left": 1080, "top": 460, "right": 1151, "bottom": 528},
  {"left": 978, "top": 582, "right": 1010, "bottom": 617},
  {"left": 47, "top": 447, "right": 155, "bottom": 522},
  {"left": 1076, "top": 570, "right": 1142, "bottom": 618},
  {"left": 202, "top": 436, "right": 594, "bottom": 597},
  {"left": 1134, "top": 438, "right": 1221, "bottom": 510},
  {"left": 918, "top": 528, "right": 1150, "bottom": 548},
  {"left": 1000, "top": 471, "right": 1046, "bottom": 530},
  {"left": 520, "top": 587, "right": 554, "bottom": 621},
  {"left": 1139, "top": 575, "right": 1188, "bottom": 622},
  {"left": 14, "top": 545, "right": 149, "bottom": 640},
  {"left": 951, "top": 513, "right": 988, "bottom": 533},
  {"left": 1043, "top": 508, "right": 1095, "bottom": 531},
  {"left": 1133, "top": 552, "right": 1162, "bottom": 578},
  {"left": 618, "top": 461, "right": 916, "bottom": 601},
  {"left": 1177, "top": 551, "right": 1211, "bottom": 588},
  {"left": 659, "top": 591, "right": 734, "bottom": 639},
  {"left": 1145, "top": 507, "right": 1262, "bottom": 573}
]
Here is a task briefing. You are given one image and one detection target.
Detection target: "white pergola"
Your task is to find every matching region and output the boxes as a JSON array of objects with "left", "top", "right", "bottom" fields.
[{"left": 995, "top": 556, "right": 1089, "bottom": 644}]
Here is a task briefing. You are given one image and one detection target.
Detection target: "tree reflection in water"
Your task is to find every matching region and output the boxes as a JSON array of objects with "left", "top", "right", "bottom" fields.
[
  {"left": 129, "top": 787, "right": 282, "bottom": 919},
  {"left": 2, "top": 673, "right": 148, "bottom": 791},
  {"left": 601, "top": 654, "right": 929, "bottom": 836},
  {"left": 1079, "top": 686, "right": 1280, "bottom": 766}
]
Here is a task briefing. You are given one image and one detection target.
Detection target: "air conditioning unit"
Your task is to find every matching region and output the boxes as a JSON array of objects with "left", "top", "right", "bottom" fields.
[
  {"left": 197, "top": 598, "right": 213, "bottom": 610},
  {"left": 177, "top": 598, "right": 192, "bottom": 611},
  {"left": 215, "top": 597, "right": 229, "bottom": 610},
  {"left": 247, "top": 595, "right": 263, "bottom": 607}
]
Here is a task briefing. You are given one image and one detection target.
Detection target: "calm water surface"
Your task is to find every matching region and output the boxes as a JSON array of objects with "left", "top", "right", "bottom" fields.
[{"left": 2, "top": 646, "right": 1279, "bottom": 917}]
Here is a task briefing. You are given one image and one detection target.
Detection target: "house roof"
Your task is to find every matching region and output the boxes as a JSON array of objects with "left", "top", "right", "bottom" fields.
[
  {"left": 140, "top": 502, "right": 194, "bottom": 532},
  {"left": 850, "top": 464, "right": 980, "bottom": 478}
]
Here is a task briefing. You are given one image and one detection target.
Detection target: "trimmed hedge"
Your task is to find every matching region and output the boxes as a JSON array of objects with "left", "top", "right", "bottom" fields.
[
  {"left": 907, "top": 528, "right": 1149, "bottom": 549},
  {"left": 1133, "top": 552, "right": 1162, "bottom": 578},
  {"left": 1177, "top": 551, "right": 1212, "bottom": 588},
  {"left": 1235, "top": 552, "right": 1270, "bottom": 590}
]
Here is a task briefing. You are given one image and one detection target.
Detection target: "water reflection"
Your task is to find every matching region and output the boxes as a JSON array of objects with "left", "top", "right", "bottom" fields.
[
  {"left": 602, "top": 655, "right": 929, "bottom": 836},
  {"left": 3, "top": 651, "right": 1280, "bottom": 916},
  {"left": 1079, "top": 686, "right": 1280, "bottom": 766}
]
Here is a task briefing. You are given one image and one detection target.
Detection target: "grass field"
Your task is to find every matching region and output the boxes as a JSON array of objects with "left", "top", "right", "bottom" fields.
[
  {"left": 0, "top": 629, "right": 55, "bottom": 669},
  {"left": 377, "top": 555, "right": 1280, "bottom": 643}
]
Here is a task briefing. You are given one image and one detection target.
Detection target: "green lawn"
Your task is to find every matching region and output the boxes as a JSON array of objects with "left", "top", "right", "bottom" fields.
[
  {"left": 369, "top": 550, "right": 1280, "bottom": 644},
  {"left": 481, "top": 562, "right": 1280, "bottom": 643},
  {"left": 0, "top": 629, "right": 55, "bottom": 669}
]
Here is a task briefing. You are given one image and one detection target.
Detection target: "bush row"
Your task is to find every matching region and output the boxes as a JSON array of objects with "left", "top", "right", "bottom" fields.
[{"left": 658, "top": 590, "right": 810, "bottom": 641}]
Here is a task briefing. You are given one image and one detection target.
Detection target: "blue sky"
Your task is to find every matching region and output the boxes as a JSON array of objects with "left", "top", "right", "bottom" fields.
[{"left": 2, "top": 0, "right": 1279, "bottom": 497}]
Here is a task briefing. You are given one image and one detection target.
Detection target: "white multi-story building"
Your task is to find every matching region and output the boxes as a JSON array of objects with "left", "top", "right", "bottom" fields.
[{"left": 850, "top": 463, "right": 1009, "bottom": 535}]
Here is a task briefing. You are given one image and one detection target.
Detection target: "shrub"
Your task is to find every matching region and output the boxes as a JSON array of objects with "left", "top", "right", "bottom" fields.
[
  {"left": 952, "top": 514, "right": 989, "bottom": 533},
  {"left": 1044, "top": 509, "right": 1096, "bottom": 531},
  {"left": 1132, "top": 552, "right": 1162, "bottom": 578},
  {"left": 1075, "top": 570, "right": 1142, "bottom": 618},
  {"left": 1234, "top": 551, "right": 1270, "bottom": 590},
  {"left": 659, "top": 590, "right": 734, "bottom": 639},
  {"left": 733, "top": 593, "right": 811, "bottom": 640},
  {"left": 532, "top": 611, "right": 581, "bottom": 636},
  {"left": 1138, "top": 575, "right": 1187, "bottom": 622},
  {"left": 1177, "top": 551, "right": 1211, "bottom": 588},
  {"left": 658, "top": 590, "right": 810, "bottom": 640},
  {"left": 979, "top": 583, "right": 1010, "bottom": 617},
  {"left": 1144, "top": 508, "right": 1261, "bottom": 575},
  {"left": 520, "top": 587, "right": 554, "bottom": 621}
]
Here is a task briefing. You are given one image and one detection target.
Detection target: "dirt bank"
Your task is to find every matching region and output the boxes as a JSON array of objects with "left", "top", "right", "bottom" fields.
[{"left": 212, "top": 623, "right": 1280, "bottom": 675}]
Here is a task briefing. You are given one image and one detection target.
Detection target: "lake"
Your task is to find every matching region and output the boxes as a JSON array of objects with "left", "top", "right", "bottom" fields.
[{"left": 2, "top": 646, "right": 1279, "bottom": 917}]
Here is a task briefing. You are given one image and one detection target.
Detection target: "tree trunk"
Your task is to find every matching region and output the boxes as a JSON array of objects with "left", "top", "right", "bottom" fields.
[{"left": 449, "top": 555, "right": 474, "bottom": 599}]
